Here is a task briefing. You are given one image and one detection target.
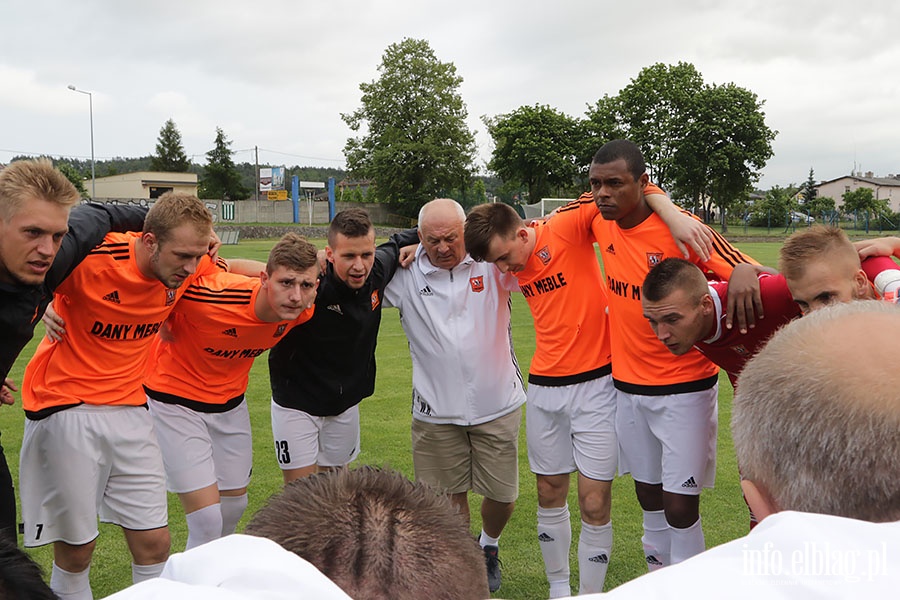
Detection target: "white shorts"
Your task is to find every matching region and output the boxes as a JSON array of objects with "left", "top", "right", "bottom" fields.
[
  {"left": 149, "top": 398, "right": 252, "bottom": 494},
  {"left": 20, "top": 405, "right": 168, "bottom": 547},
  {"left": 526, "top": 375, "right": 618, "bottom": 481},
  {"left": 616, "top": 386, "right": 718, "bottom": 495},
  {"left": 270, "top": 401, "right": 360, "bottom": 469}
]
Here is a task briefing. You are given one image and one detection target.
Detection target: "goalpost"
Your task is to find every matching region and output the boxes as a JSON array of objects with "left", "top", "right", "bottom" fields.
[{"left": 522, "top": 198, "right": 574, "bottom": 219}]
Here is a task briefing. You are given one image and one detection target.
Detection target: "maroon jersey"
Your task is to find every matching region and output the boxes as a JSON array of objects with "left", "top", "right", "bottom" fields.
[{"left": 698, "top": 274, "right": 800, "bottom": 387}]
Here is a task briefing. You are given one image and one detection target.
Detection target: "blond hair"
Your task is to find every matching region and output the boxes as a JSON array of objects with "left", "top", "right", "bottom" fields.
[{"left": 0, "top": 159, "right": 80, "bottom": 220}]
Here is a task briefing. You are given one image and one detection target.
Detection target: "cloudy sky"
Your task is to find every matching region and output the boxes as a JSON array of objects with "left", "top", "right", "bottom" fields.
[{"left": 2, "top": 0, "right": 898, "bottom": 190}]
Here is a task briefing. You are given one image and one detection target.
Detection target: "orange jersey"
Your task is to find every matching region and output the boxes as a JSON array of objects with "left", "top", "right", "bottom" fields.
[
  {"left": 590, "top": 196, "right": 758, "bottom": 393},
  {"left": 144, "top": 271, "right": 314, "bottom": 409},
  {"left": 22, "top": 232, "right": 220, "bottom": 418},
  {"left": 515, "top": 198, "right": 611, "bottom": 384}
]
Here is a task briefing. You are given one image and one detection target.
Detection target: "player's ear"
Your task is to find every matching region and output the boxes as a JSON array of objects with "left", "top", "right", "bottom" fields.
[
  {"left": 638, "top": 172, "right": 650, "bottom": 187},
  {"left": 141, "top": 231, "right": 158, "bottom": 252},
  {"left": 259, "top": 270, "right": 270, "bottom": 288},
  {"left": 325, "top": 245, "right": 334, "bottom": 263},
  {"left": 700, "top": 293, "right": 715, "bottom": 315},
  {"left": 741, "top": 479, "right": 777, "bottom": 523},
  {"left": 516, "top": 227, "right": 529, "bottom": 242},
  {"left": 853, "top": 269, "right": 869, "bottom": 299}
]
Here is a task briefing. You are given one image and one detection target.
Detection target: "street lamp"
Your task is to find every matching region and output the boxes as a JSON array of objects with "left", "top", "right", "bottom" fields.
[{"left": 67, "top": 84, "right": 95, "bottom": 199}]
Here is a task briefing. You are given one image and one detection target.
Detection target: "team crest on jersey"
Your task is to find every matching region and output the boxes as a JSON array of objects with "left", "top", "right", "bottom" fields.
[
  {"left": 274, "top": 323, "right": 288, "bottom": 337},
  {"left": 165, "top": 289, "right": 177, "bottom": 306},
  {"left": 371, "top": 290, "right": 380, "bottom": 310},
  {"left": 536, "top": 245, "right": 552, "bottom": 265},
  {"left": 646, "top": 252, "right": 664, "bottom": 268},
  {"left": 731, "top": 344, "right": 750, "bottom": 356},
  {"left": 469, "top": 276, "right": 485, "bottom": 293}
]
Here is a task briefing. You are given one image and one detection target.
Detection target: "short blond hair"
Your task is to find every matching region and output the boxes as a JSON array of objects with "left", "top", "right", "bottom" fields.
[
  {"left": 143, "top": 191, "right": 212, "bottom": 242},
  {"left": 779, "top": 226, "right": 859, "bottom": 280},
  {"left": 0, "top": 159, "right": 80, "bottom": 220}
]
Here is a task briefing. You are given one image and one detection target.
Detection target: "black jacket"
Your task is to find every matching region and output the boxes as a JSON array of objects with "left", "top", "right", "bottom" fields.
[
  {"left": 0, "top": 203, "right": 147, "bottom": 381},
  {"left": 268, "top": 228, "right": 419, "bottom": 416}
]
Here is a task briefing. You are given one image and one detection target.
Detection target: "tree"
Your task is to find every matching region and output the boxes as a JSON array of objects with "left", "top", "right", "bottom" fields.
[
  {"left": 342, "top": 38, "right": 476, "bottom": 217},
  {"left": 199, "top": 127, "right": 250, "bottom": 200},
  {"left": 800, "top": 168, "right": 817, "bottom": 206},
  {"left": 748, "top": 184, "right": 798, "bottom": 228},
  {"left": 151, "top": 119, "right": 191, "bottom": 172},
  {"left": 614, "top": 62, "right": 705, "bottom": 190},
  {"left": 483, "top": 104, "right": 581, "bottom": 204},
  {"left": 55, "top": 162, "right": 87, "bottom": 197},
  {"left": 842, "top": 187, "right": 889, "bottom": 217},
  {"left": 676, "top": 83, "right": 775, "bottom": 231}
]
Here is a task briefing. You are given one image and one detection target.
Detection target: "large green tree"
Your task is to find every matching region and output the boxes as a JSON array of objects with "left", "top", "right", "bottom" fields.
[
  {"left": 151, "top": 119, "right": 191, "bottom": 172},
  {"left": 483, "top": 104, "right": 582, "bottom": 203},
  {"left": 342, "top": 38, "right": 476, "bottom": 217},
  {"left": 199, "top": 127, "right": 250, "bottom": 200},
  {"left": 675, "top": 83, "right": 775, "bottom": 231},
  {"left": 613, "top": 62, "right": 705, "bottom": 190}
]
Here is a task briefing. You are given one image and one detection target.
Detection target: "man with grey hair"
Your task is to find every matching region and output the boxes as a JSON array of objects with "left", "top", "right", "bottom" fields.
[
  {"left": 574, "top": 300, "right": 900, "bottom": 598},
  {"left": 383, "top": 198, "right": 525, "bottom": 593}
]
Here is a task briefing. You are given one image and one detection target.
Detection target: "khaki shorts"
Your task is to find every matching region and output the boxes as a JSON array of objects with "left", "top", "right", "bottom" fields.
[
  {"left": 412, "top": 407, "right": 521, "bottom": 503},
  {"left": 20, "top": 404, "right": 168, "bottom": 547}
]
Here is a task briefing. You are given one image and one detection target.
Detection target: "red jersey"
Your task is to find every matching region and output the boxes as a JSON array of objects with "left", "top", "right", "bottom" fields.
[
  {"left": 700, "top": 274, "right": 800, "bottom": 387},
  {"left": 144, "top": 270, "right": 314, "bottom": 411},
  {"left": 22, "top": 232, "right": 220, "bottom": 418}
]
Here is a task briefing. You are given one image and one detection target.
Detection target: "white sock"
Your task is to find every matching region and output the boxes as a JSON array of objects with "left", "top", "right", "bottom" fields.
[
  {"left": 577, "top": 521, "right": 612, "bottom": 594},
  {"left": 669, "top": 517, "right": 705, "bottom": 564},
  {"left": 537, "top": 505, "right": 571, "bottom": 598},
  {"left": 479, "top": 530, "right": 500, "bottom": 548},
  {"left": 220, "top": 493, "right": 249, "bottom": 536},
  {"left": 185, "top": 503, "right": 223, "bottom": 550},
  {"left": 50, "top": 562, "right": 92, "bottom": 600},
  {"left": 641, "top": 509, "right": 670, "bottom": 571},
  {"left": 132, "top": 561, "right": 165, "bottom": 584}
]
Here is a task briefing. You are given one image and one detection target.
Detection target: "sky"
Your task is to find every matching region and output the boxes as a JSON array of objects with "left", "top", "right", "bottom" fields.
[{"left": 2, "top": 0, "right": 898, "bottom": 190}]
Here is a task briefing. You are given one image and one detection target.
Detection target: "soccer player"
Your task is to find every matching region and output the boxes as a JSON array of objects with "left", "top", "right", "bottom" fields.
[
  {"left": 585, "top": 301, "right": 900, "bottom": 599},
  {"left": 780, "top": 226, "right": 900, "bottom": 313},
  {"left": 590, "top": 139, "right": 756, "bottom": 569},
  {"left": 20, "top": 192, "right": 218, "bottom": 600},
  {"left": 267, "top": 209, "right": 419, "bottom": 482},
  {"left": 383, "top": 198, "right": 525, "bottom": 592},
  {"left": 465, "top": 190, "right": 708, "bottom": 597},
  {"left": 143, "top": 233, "right": 319, "bottom": 551},
  {"left": 0, "top": 159, "right": 146, "bottom": 545},
  {"left": 641, "top": 258, "right": 800, "bottom": 387}
]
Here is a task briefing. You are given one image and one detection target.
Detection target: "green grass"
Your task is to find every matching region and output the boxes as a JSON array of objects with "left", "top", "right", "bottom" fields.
[{"left": 2, "top": 238, "right": 783, "bottom": 598}]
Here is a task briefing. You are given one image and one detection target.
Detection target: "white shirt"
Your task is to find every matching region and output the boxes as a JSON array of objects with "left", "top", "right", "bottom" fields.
[
  {"left": 384, "top": 246, "right": 526, "bottom": 425},
  {"left": 570, "top": 511, "right": 900, "bottom": 600},
  {"left": 104, "top": 535, "right": 351, "bottom": 599}
]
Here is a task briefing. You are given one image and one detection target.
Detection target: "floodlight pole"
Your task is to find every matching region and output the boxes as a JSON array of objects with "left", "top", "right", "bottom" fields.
[{"left": 67, "top": 85, "right": 95, "bottom": 199}]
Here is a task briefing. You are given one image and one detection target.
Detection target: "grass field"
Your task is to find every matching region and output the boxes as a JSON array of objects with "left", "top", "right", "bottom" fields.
[{"left": 1, "top": 238, "right": 784, "bottom": 599}]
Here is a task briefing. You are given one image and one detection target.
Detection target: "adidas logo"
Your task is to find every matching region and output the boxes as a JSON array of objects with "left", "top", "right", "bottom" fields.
[
  {"left": 538, "top": 533, "right": 555, "bottom": 543},
  {"left": 222, "top": 328, "right": 238, "bottom": 338},
  {"left": 419, "top": 285, "right": 433, "bottom": 296},
  {"left": 681, "top": 476, "right": 698, "bottom": 489},
  {"left": 606, "top": 244, "right": 615, "bottom": 254},
  {"left": 327, "top": 304, "right": 343, "bottom": 315},
  {"left": 102, "top": 290, "right": 121, "bottom": 304},
  {"left": 588, "top": 553, "right": 609, "bottom": 564},
  {"left": 646, "top": 555, "right": 663, "bottom": 566}
]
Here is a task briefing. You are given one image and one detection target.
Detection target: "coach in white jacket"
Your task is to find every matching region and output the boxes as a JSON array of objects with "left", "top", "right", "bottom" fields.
[{"left": 384, "top": 198, "right": 525, "bottom": 593}]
